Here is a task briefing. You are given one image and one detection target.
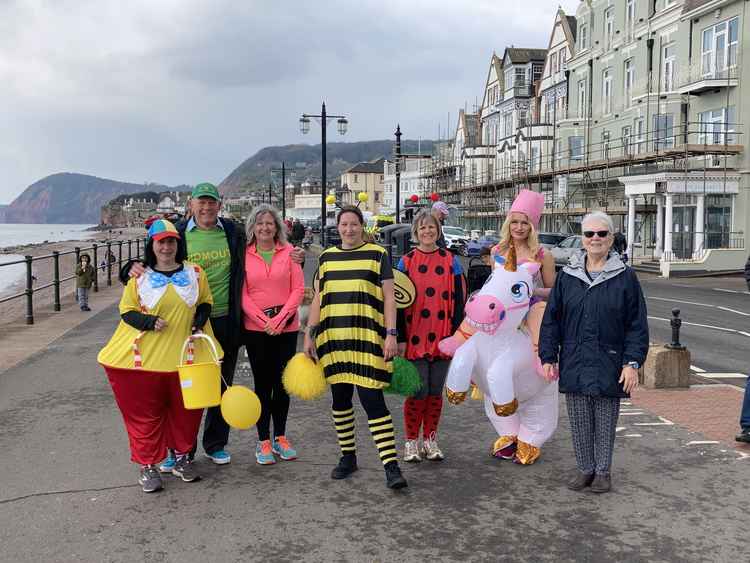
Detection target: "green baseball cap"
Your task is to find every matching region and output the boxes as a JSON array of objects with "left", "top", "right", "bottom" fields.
[{"left": 191, "top": 182, "right": 221, "bottom": 201}]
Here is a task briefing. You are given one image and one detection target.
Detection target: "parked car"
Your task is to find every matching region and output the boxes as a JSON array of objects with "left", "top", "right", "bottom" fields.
[
  {"left": 466, "top": 235, "right": 500, "bottom": 257},
  {"left": 443, "top": 226, "right": 470, "bottom": 255},
  {"left": 537, "top": 232, "right": 569, "bottom": 250},
  {"left": 550, "top": 235, "right": 583, "bottom": 270}
]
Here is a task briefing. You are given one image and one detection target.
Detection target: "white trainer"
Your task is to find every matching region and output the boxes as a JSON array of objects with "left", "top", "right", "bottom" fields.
[
  {"left": 423, "top": 433, "right": 444, "bottom": 461},
  {"left": 403, "top": 439, "right": 422, "bottom": 462}
]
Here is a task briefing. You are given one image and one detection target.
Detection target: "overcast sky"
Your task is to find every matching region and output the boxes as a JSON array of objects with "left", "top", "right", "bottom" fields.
[{"left": 0, "top": 0, "right": 579, "bottom": 203}]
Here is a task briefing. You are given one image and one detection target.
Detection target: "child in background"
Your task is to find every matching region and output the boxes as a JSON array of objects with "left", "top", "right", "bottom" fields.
[{"left": 76, "top": 253, "right": 95, "bottom": 311}]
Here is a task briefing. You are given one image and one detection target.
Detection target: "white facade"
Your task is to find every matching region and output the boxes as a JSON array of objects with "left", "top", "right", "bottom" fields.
[{"left": 383, "top": 156, "right": 432, "bottom": 213}]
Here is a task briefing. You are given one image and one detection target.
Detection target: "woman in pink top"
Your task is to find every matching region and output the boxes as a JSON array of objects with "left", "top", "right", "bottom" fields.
[{"left": 242, "top": 204, "right": 305, "bottom": 465}]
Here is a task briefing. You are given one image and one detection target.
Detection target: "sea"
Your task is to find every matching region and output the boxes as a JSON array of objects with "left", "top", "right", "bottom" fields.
[{"left": 0, "top": 223, "right": 95, "bottom": 293}]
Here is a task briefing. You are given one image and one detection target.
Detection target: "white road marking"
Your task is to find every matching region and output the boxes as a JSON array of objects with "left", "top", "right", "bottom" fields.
[
  {"left": 622, "top": 434, "right": 643, "bottom": 438},
  {"left": 634, "top": 417, "right": 675, "bottom": 426},
  {"left": 615, "top": 427, "right": 626, "bottom": 432},
  {"left": 717, "top": 306, "right": 750, "bottom": 316},
  {"left": 648, "top": 316, "right": 750, "bottom": 337},
  {"left": 685, "top": 440, "right": 720, "bottom": 446},
  {"left": 690, "top": 365, "right": 706, "bottom": 373},
  {"left": 649, "top": 296, "right": 708, "bottom": 307},
  {"left": 699, "top": 373, "right": 747, "bottom": 379},
  {"left": 713, "top": 288, "right": 750, "bottom": 295},
  {"left": 620, "top": 412, "right": 646, "bottom": 416}
]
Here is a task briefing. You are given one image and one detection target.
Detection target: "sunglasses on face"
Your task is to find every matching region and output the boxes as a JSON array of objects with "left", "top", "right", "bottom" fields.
[{"left": 583, "top": 230, "right": 609, "bottom": 238}]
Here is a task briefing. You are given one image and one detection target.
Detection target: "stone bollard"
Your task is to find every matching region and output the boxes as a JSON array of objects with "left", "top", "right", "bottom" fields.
[{"left": 641, "top": 344, "right": 691, "bottom": 389}]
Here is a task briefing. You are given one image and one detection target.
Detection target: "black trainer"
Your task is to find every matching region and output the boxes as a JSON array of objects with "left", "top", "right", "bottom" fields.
[
  {"left": 139, "top": 465, "right": 163, "bottom": 493},
  {"left": 172, "top": 456, "right": 201, "bottom": 482},
  {"left": 384, "top": 461, "right": 408, "bottom": 490},
  {"left": 736, "top": 428, "right": 750, "bottom": 443},
  {"left": 331, "top": 454, "right": 358, "bottom": 479}
]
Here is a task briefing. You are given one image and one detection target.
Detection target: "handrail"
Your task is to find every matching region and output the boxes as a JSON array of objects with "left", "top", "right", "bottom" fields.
[{"left": 0, "top": 237, "right": 146, "bottom": 324}]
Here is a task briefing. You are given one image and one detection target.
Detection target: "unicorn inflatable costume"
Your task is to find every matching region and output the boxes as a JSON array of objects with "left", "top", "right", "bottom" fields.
[{"left": 444, "top": 258, "right": 558, "bottom": 464}]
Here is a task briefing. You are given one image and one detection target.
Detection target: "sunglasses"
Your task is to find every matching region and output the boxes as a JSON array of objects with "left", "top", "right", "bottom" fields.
[{"left": 583, "top": 230, "right": 609, "bottom": 238}]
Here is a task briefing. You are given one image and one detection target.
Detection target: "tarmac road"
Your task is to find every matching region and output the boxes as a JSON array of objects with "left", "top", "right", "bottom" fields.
[{"left": 0, "top": 303, "right": 748, "bottom": 562}]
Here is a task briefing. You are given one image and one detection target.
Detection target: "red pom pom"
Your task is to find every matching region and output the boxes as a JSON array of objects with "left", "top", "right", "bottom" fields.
[
  {"left": 430, "top": 193, "right": 439, "bottom": 202},
  {"left": 410, "top": 194, "right": 419, "bottom": 203}
]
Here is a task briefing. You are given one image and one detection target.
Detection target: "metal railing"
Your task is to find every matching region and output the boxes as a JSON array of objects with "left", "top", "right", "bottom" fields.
[
  {"left": 0, "top": 237, "right": 146, "bottom": 325},
  {"left": 663, "top": 231, "right": 744, "bottom": 262}
]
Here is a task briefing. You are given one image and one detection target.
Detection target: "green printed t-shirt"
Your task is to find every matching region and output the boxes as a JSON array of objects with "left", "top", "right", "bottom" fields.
[
  {"left": 185, "top": 228, "right": 231, "bottom": 317},
  {"left": 259, "top": 248, "right": 275, "bottom": 266}
]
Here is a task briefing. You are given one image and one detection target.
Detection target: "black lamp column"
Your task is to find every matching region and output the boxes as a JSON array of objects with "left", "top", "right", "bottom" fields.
[
  {"left": 300, "top": 102, "right": 348, "bottom": 247},
  {"left": 271, "top": 161, "right": 288, "bottom": 220},
  {"left": 395, "top": 124, "right": 402, "bottom": 224}
]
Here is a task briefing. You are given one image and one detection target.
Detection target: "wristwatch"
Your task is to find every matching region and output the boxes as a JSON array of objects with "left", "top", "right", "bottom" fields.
[
  {"left": 386, "top": 328, "right": 398, "bottom": 337},
  {"left": 625, "top": 361, "right": 640, "bottom": 370}
]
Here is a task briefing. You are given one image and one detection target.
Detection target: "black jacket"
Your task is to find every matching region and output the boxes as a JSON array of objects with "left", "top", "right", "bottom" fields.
[
  {"left": 539, "top": 250, "right": 649, "bottom": 398},
  {"left": 745, "top": 254, "right": 750, "bottom": 290},
  {"left": 119, "top": 218, "right": 247, "bottom": 344}
]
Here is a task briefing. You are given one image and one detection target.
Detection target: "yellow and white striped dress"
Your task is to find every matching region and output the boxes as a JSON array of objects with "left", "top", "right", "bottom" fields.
[{"left": 315, "top": 243, "right": 393, "bottom": 389}]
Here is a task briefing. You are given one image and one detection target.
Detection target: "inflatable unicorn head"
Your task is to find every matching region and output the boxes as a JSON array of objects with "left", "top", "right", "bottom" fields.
[{"left": 464, "top": 256, "right": 540, "bottom": 336}]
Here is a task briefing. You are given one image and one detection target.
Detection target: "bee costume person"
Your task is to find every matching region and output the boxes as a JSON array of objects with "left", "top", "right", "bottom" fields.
[{"left": 303, "top": 205, "right": 407, "bottom": 490}]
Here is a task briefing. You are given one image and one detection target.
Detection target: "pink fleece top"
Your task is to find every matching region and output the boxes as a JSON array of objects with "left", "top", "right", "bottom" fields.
[{"left": 242, "top": 241, "right": 305, "bottom": 333}]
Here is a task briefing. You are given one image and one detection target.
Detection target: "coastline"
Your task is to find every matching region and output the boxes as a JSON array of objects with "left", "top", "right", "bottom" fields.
[{"left": 0, "top": 227, "right": 145, "bottom": 323}]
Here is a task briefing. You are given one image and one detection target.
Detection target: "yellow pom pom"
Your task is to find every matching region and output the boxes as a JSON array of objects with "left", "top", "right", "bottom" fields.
[
  {"left": 325, "top": 194, "right": 336, "bottom": 205},
  {"left": 470, "top": 383, "right": 484, "bottom": 401},
  {"left": 357, "top": 192, "right": 368, "bottom": 203},
  {"left": 282, "top": 352, "right": 328, "bottom": 400}
]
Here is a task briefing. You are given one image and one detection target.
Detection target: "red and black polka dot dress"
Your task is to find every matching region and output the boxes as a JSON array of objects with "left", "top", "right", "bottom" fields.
[{"left": 397, "top": 248, "right": 462, "bottom": 361}]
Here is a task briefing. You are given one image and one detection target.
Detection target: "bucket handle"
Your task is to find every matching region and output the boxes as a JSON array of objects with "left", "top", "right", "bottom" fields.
[{"left": 179, "top": 333, "right": 222, "bottom": 367}]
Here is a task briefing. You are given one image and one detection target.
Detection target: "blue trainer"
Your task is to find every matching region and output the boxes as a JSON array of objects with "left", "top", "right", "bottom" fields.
[
  {"left": 272, "top": 436, "right": 298, "bottom": 461},
  {"left": 255, "top": 440, "right": 276, "bottom": 465},
  {"left": 158, "top": 451, "right": 176, "bottom": 474},
  {"left": 205, "top": 450, "right": 231, "bottom": 465}
]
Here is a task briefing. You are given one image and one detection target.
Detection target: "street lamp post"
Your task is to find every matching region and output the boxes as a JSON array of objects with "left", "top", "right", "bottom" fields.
[
  {"left": 394, "top": 125, "right": 402, "bottom": 224},
  {"left": 300, "top": 102, "right": 348, "bottom": 246},
  {"left": 271, "top": 161, "right": 287, "bottom": 220}
]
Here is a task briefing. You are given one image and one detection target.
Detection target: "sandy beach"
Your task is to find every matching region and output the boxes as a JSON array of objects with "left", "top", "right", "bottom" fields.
[{"left": 0, "top": 227, "right": 145, "bottom": 324}]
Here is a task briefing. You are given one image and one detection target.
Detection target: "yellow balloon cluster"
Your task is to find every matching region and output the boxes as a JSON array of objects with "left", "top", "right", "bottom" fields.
[
  {"left": 357, "top": 192, "right": 368, "bottom": 203},
  {"left": 282, "top": 353, "right": 328, "bottom": 400},
  {"left": 220, "top": 385, "right": 261, "bottom": 429},
  {"left": 325, "top": 194, "right": 336, "bottom": 205}
]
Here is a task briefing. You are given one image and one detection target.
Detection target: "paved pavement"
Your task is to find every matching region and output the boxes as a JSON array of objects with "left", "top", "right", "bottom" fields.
[{"left": 1, "top": 299, "right": 749, "bottom": 562}]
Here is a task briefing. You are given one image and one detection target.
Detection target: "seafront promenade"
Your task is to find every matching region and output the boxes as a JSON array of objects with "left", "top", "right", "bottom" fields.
[{"left": 0, "top": 257, "right": 748, "bottom": 562}]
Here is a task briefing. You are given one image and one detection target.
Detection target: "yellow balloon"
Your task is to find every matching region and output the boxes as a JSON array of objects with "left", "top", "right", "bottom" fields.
[
  {"left": 325, "top": 194, "right": 336, "bottom": 205},
  {"left": 220, "top": 385, "right": 261, "bottom": 429},
  {"left": 357, "top": 192, "right": 368, "bottom": 202}
]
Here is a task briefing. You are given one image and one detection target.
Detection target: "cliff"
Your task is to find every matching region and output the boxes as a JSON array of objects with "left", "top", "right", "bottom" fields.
[
  {"left": 219, "top": 140, "right": 434, "bottom": 196},
  {"left": 3, "top": 173, "right": 166, "bottom": 224}
]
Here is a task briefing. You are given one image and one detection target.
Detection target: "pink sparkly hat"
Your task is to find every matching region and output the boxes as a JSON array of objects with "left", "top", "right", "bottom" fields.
[{"left": 508, "top": 189, "right": 544, "bottom": 228}]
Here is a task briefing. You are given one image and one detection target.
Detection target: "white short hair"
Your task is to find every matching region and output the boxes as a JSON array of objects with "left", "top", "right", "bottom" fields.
[{"left": 581, "top": 211, "right": 615, "bottom": 233}]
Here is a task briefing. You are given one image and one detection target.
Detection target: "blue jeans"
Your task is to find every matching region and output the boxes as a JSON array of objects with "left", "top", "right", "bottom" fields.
[
  {"left": 740, "top": 377, "right": 750, "bottom": 430},
  {"left": 77, "top": 287, "right": 89, "bottom": 308}
]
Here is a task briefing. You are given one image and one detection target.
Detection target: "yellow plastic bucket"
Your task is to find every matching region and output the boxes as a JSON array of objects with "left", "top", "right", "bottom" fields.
[{"left": 177, "top": 334, "right": 222, "bottom": 409}]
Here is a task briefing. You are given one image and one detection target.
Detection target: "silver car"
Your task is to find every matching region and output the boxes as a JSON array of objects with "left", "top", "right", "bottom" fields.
[{"left": 550, "top": 235, "right": 583, "bottom": 270}]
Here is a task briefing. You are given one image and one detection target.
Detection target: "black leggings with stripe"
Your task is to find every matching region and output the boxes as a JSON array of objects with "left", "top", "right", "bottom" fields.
[{"left": 331, "top": 383, "right": 397, "bottom": 466}]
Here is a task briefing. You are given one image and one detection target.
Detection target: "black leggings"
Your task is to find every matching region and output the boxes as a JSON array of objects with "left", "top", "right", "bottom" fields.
[
  {"left": 331, "top": 383, "right": 389, "bottom": 420},
  {"left": 244, "top": 331, "right": 298, "bottom": 441}
]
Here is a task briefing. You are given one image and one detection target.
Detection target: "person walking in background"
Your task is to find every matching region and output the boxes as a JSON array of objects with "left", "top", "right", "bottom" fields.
[
  {"left": 539, "top": 211, "right": 649, "bottom": 494},
  {"left": 242, "top": 205, "right": 304, "bottom": 465},
  {"left": 121, "top": 182, "right": 306, "bottom": 469},
  {"left": 613, "top": 231, "right": 628, "bottom": 263},
  {"left": 76, "top": 253, "right": 95, "bottom": 312},
  {"left": 291, "top": 218, "right": 306, "bottom": 246},
  {"left": 396, "top": 210, "right": 465, "bottom": 462},
  {"left": 98, "top": 219, "right": 222, "bottom": 492},
  {"left": 303, "top": 205, "right": 407, "bottom": 490}
]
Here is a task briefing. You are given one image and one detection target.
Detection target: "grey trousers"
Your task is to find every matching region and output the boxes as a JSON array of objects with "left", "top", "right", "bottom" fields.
[
  {"left": 77, "top": 287, "right": 89, "bottom": 308},
  {"left": 565, "top": 393, "right": 621, "bottom": 475},
  {"left": 412, "top": 359, "right": 450, "bottom": 399}
]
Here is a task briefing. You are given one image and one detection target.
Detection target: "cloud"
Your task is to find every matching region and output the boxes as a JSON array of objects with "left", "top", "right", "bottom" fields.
[{"left": 0, "top": 0, "right": 580, "bottom": 203}]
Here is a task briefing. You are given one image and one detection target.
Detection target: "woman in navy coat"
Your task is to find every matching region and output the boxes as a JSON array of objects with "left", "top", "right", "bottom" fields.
[{"left": 540, "top": 211, "right": 648, "bottom": 493}]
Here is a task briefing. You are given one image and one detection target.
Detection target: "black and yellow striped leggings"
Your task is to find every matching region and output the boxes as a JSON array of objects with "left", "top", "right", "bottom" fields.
[{"left": 331, "top": 383, "right": 397, "bottom": 466}]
